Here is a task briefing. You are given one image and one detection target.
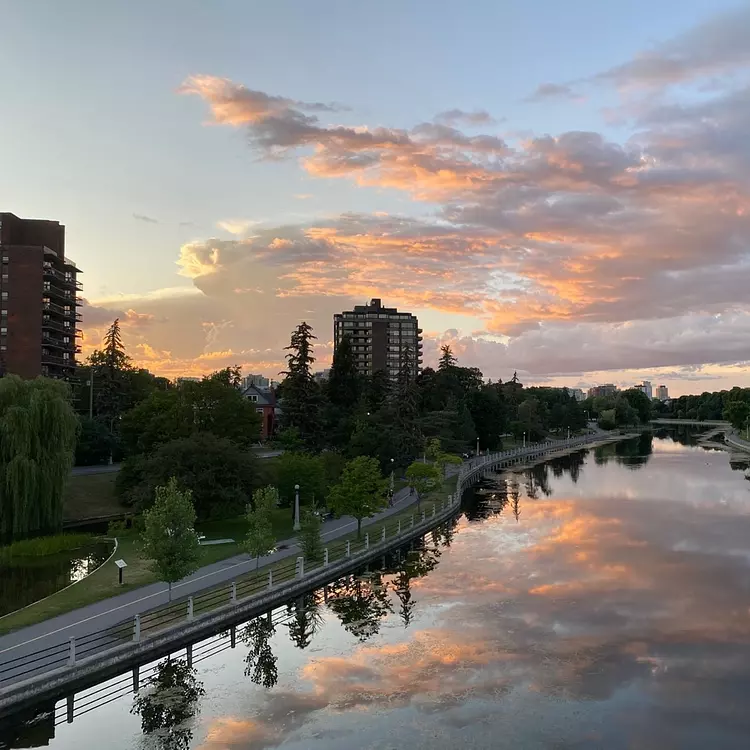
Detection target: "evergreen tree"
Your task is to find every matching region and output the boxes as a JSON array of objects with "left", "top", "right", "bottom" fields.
[
  {"left": 392, "top": 345, "right": 422, "bottom": 465},
  {"left": 280, "top": 322, "right": 322, "bottom": 448},
  {"left": 327, "top": 334, "right": 360, "bottom": 408},
  {"left": 89, "top": 318, "right": 132, "bottom": 430},
  {"left": 0, "top": 375, "right": 78, "bottom": 539},
  {"left": 299, "top": 509, "right": 324, "bottom": 563},
  {"left": 438, "top": 345, "right": 458, "bottom": 371}
]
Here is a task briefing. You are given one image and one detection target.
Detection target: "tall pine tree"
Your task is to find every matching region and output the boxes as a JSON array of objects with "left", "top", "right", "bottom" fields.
[
  {"left": 88, "top": 318, "right": 132, "bottom": 429},
  {"left": 280, "top": 322, "right": 322, "bottom": 449},
  {"left": 393, "top": 345, "right": 422, "bottom": 465}
]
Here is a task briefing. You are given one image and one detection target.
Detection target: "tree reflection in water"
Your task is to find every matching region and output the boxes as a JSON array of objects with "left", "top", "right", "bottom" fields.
[
  {"left": 326, "top": 571, "right": 393, "bottom": 642},
  {"left": 131, "top": 657, "right": 205, "bottom": 750},
  {"left": 286, "top": 591, "right": 324, "bottom": 650},
  {"left": 242, "top": 613, "right": 278, "bottom": 688}
]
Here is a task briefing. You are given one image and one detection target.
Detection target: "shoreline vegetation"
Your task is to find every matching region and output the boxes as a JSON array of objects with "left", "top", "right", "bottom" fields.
[{"left": 0, "top": 533, "right": 96, "bottom": 562}]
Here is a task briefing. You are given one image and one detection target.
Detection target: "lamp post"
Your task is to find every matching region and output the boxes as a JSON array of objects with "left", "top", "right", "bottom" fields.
[
  {"left": 567, "top": 426, "right": 571, "bottom": 440},
  {"left": 476, "top": 436, "right": 480, "bottom": 456},
  {"left": 389, "top": 458, "right": 395, "bottom": 494},
  {"left": 293, "top": 484, "right": 301, "bottom": 531},
  {"left": 523, "top": 432, "right": 526, "bottom": 449}
]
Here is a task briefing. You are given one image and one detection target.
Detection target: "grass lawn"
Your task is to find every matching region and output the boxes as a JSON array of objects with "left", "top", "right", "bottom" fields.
[
  {"left": 0, "top": 474, "right": 459, "bottom": 636},
  {"left": 63, "top": 473, "right": 125, "bottom": 522}
]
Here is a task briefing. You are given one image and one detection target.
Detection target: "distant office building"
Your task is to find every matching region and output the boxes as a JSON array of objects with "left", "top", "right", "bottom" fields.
[
  {"left": 634, "top": 380, "right": 653, "bottom": 400},
  {"left": 655, "top": 384, "right": 669, "bottom": 401},
  {"left": 334, "top": 298, "right": 422, "bottom": 380},
  {"left": 242, "top": 373, "right": 270, "bottom": 390},
  {"left": 588, "top": 384, "right": 618, "bottom": 399},
  {"left": 569, "top": 388, "right": 586, "bottom": 402},
  {"left": 313, "top": 369, "right": 331, "bottom": 383},
  {"left": 176, "top": 376, "right": 201, "bottom": 384},
  {"left": 0, "top": 213, "right": 81, "bottom": 379}
]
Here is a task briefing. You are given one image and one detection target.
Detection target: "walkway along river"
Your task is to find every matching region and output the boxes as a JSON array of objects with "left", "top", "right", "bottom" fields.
[
  {"left": 0, "top": 433, "right": 623, "bottom": 718},
  {"left": 4, "top": 429, "right": 750, "bottom": 749}
]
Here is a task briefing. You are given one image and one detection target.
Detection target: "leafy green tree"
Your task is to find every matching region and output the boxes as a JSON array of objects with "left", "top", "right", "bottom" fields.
[
  {"left": 140, "top": 478, "right": 202, "bottom": 600},
  {"left": 405, "top": 461, "right": 442, "bottom": 508},
  {"left": 327, "top": 456, "right": 388, "bottom": 538},
  {"left": 131, "top": 657, "right": 205, "bottom": 750},
  {"left": 120, "top": 371, "right": 261, "bottom": 457},
  {"left": 598, "top": 409, "right": 617, "bottom": 431},
  {"left": 270, "top": 452, "right": 326, "bottom": 509},
  {"left": 118, "top": 433, "right": 258, "bottom": 518},
  {"left": 280, "top": 321, "right": 322, "bottom": 449},
  {"left": 299, "top": 509, "right": 323, "bottom": 563},
  {"left": 621, "top": 388, "right": 652, "bottom": 424},
  {"left": 0, "top": 375, "right": 77, "bottom": 539},
  {"left": 74, "top": 415, "right": 115, "bottom": 466},
  {"left": 245, "top": 486, "right": 276, "bottom": 572},
  {"left": 724, "top": 400, "right": 750, "bottom": 431}
]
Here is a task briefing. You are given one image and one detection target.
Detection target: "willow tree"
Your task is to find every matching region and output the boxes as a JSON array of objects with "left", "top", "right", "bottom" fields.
[{"left": 0, "top": 375, "right": 78, "bottom": 539}]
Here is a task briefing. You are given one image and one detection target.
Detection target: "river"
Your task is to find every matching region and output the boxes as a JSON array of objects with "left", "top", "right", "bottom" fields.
[{"left": 4, "top": 432, "right": 750, "bottom": 749}]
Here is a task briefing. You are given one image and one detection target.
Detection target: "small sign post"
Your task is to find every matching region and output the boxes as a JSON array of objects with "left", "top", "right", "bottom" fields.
[{"left": 115, "top": 559, "right": 128, "bottom": 585}]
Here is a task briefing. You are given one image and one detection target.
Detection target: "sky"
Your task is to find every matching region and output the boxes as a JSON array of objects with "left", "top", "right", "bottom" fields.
[{"left": 3, "top": 0, "right": 750, "bottom": 396}]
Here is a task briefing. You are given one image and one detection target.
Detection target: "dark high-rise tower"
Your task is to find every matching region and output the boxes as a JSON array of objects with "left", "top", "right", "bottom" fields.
[
  {"left": 334, "top": 298, "right": 422, "bottom": 380},
  {"left": 0, "top": 213, "right": 82, "bottom": 379}
]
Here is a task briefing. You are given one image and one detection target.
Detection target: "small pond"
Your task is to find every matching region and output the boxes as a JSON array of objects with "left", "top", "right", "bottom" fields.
[{"left": 0, "top": 541, "right": 113, "bottom": 617}]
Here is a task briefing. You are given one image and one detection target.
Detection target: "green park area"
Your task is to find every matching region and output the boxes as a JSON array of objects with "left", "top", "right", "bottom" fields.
[{"left": 1, "top": 318, "right": 677, "bottom": 637}]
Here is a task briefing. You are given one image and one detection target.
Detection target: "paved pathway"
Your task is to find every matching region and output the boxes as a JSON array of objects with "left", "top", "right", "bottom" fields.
[{"left": 0, "top": 474, "right": 453, "bottom": 663}]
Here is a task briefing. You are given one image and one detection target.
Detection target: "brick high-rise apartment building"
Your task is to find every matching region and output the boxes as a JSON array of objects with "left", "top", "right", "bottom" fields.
[
  {"left": 0, "top": 213, "right": 82, "bottom": 379},
  {"left": 334, "top": 298, "right": 422, "bottom": 380}
]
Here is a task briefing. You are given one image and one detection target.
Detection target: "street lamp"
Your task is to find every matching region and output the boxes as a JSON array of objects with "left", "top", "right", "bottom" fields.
[
  {"left": 293, "top": 484, "right": 301, "bottom": 531},
  {"left": 523, "top": 431, "right": 526, "bottom": 448},
  {"left": 390, "top": 458, "right": 395, "bottom": 494},
  {"left": 567, "top": 426, "right": 571, "bottom": 440},
  {"left": 476, "top": 436, "right": 480, "bottom": 456}
]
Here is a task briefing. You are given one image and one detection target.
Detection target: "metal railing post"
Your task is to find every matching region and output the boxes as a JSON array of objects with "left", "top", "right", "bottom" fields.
[
  {"left": 365, "top": 533, "right": 370, "bottom": 550},
  {"left": 411, "top": 514, "right": 415, "bottom": 528},
  {"left": 432, "top": 504, "right": 436, "bottom": 517},
  {"left": 133, "top": 614, "right": 141, "bottom": 643},
  {"left": 381, "top": 526, "right": 386, "bottom": 542},
  {"left": 324, "top": 547, "right": 329, "bottom": 566},
  {"left": 296, "top": 556, "right": 304, "bottom": 578},
  {"left": 68, "top": 637, "right": 76, "bottom": 666},
  {"left": 268, "top": 569, "right": 273, "bottom": 589},
  {"left": 346, "top": 540, "right": 351, "bottom": 557},
  {"left": 187, "top": 596, "right": 194, "bottom": 621},
  {"left": 397, "top": 519, "right": 402, "bottom": 535},
  {"left": 421, "top": 510, "right": 426, "bottom": 523},
  {"left": 231, "top": 581, "right": 237, "bottom": 604}
]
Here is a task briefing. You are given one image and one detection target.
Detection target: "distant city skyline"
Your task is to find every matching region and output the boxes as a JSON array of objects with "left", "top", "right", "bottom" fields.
[{"left": 3, "top": 1, "right": 750, "bottom": 397}]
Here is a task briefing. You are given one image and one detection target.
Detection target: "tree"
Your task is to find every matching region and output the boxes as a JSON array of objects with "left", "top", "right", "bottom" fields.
[
  {"left": 270, "top": 452, "right": 327, "bottom": 509},
  {"left": 88, "top": 318, "right": 132, "bottom": 430},
  {"left": 74, "top": 416, "right": 115, "bottom": 466},
  {"left": 119, "top": 371, "right": 261, "bottom": 458},
  {"left": 141, "top": 478, "right": 202, "bottom": 601},
  {"left": 131, "top": 657, "right": 205, "bottom": 750},
  {"left": 326, "top": 334, "right": 361, "bottom": 409},
  {"left": 621, "top": 388, "right": 652, "bottom": 424},
  {"left": 299, "top": 509, "right": 323, "bottom": 563},
  {"left": 405, "top": 461, "right": 441, "bottom": 509},
  {"left": 0, "top": 375, "right": 78, "bottom": 540},
  {"left": 391, "top": 345, "right": 422, "bottom": 465},
  {"left": 118, "top": 433, "right": 258, "bottom": 519},
  {"left": 245, "top": 486, "right": 277, "bottom": 572},
  {"left": 280, "top": 322, "right": 322, "bottom": 448},
  {"left": 327, "top": 456, "right": 388, "bottom": 538},
  {"left": 724, "top": 400, "right": 750, "bottom": 431}
]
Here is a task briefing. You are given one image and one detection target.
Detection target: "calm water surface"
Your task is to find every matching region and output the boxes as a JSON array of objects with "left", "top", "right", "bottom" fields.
[
  {"left": 0, "top": 542, "right": 112, "bottom": 617},
  {"left": 7, "top": 434, "right": 750, "bottom": 749}
]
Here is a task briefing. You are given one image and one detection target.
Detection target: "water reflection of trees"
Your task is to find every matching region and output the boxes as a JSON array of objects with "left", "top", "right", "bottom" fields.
[
  {"left": 285, "top": 592, "right": 324, "bottom": 650},
  {"left": 131, "top": 657, "right": 205, "bottom": 750},
  {"left": 593, "top": 435, "right": 653, "bottom": 469},
  {"left": 242, "top": 614, "right": 278, "bottom": 688},
  {"left": 326, "top": 572, "right": 393, "bottom": 641}
]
